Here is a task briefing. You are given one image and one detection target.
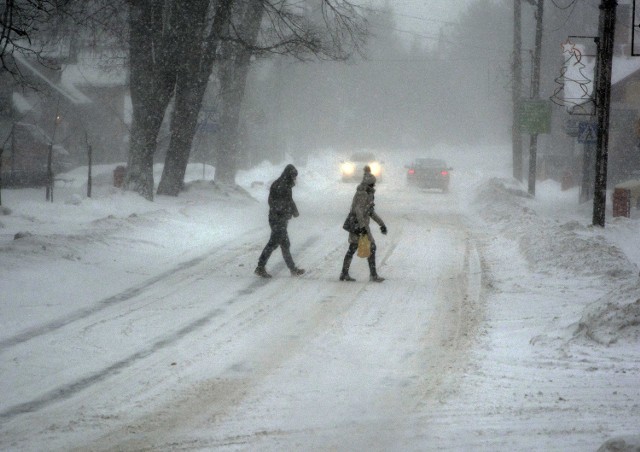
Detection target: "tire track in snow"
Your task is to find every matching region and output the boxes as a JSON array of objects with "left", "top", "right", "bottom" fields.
[
  {"left": 0, "top": 234, "right": 320, "bottom": 422},
  {"left": 81, "top": 243, "right": 392, "bottom": 451},
  {"left": 0, "top": 227, "right": 264, "bottom": 352}
]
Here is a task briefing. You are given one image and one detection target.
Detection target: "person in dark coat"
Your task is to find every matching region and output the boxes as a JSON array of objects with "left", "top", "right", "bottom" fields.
[
  {"left": 255, "top": 164, "right": 305, "bottom": 278},
  {"left": 340, "top": 166, "right": 387, "bottom": 282}
]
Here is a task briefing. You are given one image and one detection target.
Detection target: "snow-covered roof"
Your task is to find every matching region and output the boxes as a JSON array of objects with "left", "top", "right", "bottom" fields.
[
  {"left": 61, "top": 60, "right": 127, "bottom": 88},
  {"left": 611, "top": 56, "right": 640, "bottom": 86},
  {"left": 14, "top": 53, "right": 92, "bottom": 105}
]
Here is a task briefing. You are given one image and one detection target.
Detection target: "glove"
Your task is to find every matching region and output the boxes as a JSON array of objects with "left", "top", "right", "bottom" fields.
[{"left": 380, "top": 225, "right": 387, "bottom": 235}]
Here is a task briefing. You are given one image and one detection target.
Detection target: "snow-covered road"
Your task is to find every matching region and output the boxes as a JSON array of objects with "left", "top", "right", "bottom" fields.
[
  {"left": 2, "top": 149, "right": 639, "bottom": 451},
  {"left": 1, "top": 178, "right": 484, "bottom": 450}
]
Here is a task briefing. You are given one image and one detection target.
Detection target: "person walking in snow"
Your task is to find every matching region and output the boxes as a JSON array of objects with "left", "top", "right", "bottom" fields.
[
  {"left": 255, "top": 164, "right": 305, "bottom": 278},
  {"left": 340, "top": 165, "right": 387, "bottom": 282}
]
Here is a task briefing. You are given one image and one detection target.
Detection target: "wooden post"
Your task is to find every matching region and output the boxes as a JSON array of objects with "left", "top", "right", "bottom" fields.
[
  {"left": 0, "top": 146, "right": 3, "bottom": 206},
  {"left": 528, "top": 0, "right": 545, "bottom": 197},
  {"left": 512, "top": 0, "right": 524, "bottom": 182},
  {"left": 87, "top": 145, "right": 92, "bottom": 198}
]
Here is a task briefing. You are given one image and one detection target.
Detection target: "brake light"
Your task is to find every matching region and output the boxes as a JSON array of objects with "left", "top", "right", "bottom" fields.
[
  {"left": 440, "top": 170, "right": 448, "bottom": 176},
  {"left": 408, "top": 169, "right": 415, "bottom": 175}
]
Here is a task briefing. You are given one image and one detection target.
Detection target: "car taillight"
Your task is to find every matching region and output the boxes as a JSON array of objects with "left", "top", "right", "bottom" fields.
[
  {"left": 440, "top": 170, "right": 448, "bottom": 176},
  {"left": 408, "top": 169, "right": 415, "bottom": 175}
]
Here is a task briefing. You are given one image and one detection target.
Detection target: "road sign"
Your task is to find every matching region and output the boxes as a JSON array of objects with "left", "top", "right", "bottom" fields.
[
  {"left": 577, "top": 121, "right": 598, "bottom": 144},
  {"left": 519, "top": 100, "right": 551, "bottom": 134}
]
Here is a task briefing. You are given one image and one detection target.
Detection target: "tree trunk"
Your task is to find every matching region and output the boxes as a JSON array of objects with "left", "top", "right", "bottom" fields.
[
  {"left": 156, "top": 0, "right": 235, "bottom": 195},
  {"left": 215, "top": 57, "right": 248, "bottom": 185},
  {"left": 126, "top": 0, "right": 178, "bottom": 200},
  {"left": 156, "top": 0, "right": 209, "bottom": 196},
  {"left": 215, "top": 2, "right": 263, "bottom": 185}
]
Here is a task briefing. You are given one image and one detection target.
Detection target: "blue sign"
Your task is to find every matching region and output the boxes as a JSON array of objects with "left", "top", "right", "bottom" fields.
[{"left": 577, "top": 121, "right": 598, "bottom": 144}]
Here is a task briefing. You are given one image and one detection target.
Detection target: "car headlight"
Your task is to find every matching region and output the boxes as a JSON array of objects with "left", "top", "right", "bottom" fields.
[
  {"left": 369, "top": 161, "right": 381, "bottom": 177},
  {"left": 341, "top": 162, "right": 355, "bottom": 175}
]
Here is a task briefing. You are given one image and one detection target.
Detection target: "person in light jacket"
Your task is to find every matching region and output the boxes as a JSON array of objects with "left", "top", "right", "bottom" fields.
[
  {"left": 340, "top": 166, "right": 387, "bottom": 282},
  {"left": 255, "top": 164, "right": 305, "bottom": 278}
]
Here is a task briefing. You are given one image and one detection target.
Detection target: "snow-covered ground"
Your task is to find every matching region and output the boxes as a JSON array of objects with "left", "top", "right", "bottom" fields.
[{"left": 0, "top": 145, "right": 638, "bottom": 451}]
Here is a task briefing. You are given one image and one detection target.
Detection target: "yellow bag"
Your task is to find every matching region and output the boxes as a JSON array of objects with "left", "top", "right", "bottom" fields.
[{"left": 357, "top": 234, "right": 371, "bottom": 258}]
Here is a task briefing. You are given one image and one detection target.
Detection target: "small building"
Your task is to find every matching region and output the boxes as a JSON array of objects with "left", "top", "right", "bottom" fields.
[
  {"left": 1, "top": 121, "right": 69, "bottom": 187},
  {"left": 609, "top": 61, "right": 640, "bottom": 184}
]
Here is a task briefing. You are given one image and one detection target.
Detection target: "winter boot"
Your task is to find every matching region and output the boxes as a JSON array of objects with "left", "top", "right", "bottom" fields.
[
  {"left": 291, "top": 268, "right": 305, "bottom": 276},
  {"left": 340, "top": 251, "right": 356, "bottom": 282},
  {"left": 367, "top": 248, "right": 383, "bottom": 282},
  {"left": 254, "top": 266, "right": 272, "bottom": 278}
]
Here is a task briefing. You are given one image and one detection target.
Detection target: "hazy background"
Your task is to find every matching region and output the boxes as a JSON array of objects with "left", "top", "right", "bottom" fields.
[{"left": 200, "top": 0, "right": 514, "bottom": 168}]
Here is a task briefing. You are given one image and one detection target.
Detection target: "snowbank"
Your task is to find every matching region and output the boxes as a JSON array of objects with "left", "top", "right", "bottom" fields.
[{"left": 474, "top": 177, "right": 640, "bottom": 347}]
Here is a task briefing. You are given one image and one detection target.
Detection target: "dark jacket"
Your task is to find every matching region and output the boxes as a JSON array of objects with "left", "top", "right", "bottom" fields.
[{"left": 268, "top": 164, "right": 299, "bottom": 222}]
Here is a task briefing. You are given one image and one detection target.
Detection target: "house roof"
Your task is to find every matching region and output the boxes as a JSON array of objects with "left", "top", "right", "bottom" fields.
[
  {"left": 14, "top": 53, "right": 92, "bottom": 105},
  {"left": 611, "top": 57, "right": 640, "bottom": 87},
  {"left": 61, "top": 57, "right": 127, "bottom": 88}
]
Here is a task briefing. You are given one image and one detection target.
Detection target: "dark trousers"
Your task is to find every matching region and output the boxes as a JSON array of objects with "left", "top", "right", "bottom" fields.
[
  {"left": 258, "top": 218, "right": 296, "bottom": 270},
  {"left": 341, "top": 240, "right": 377, "bottom": 276}
]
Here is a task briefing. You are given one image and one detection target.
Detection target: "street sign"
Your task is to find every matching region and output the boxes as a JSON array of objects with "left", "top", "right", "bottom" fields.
[
  {"left": 577, "top": 121, "right": 598, "bottom": 144},
  {"left": 519, "top": 100, "right": 551, "bottom": 134}
]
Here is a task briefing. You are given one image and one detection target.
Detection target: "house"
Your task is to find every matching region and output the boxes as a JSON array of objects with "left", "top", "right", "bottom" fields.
[
  {"left": 546, "top": 3, "right": 640, "bottom": 190},
  {"left": 608, "top": 60, "right": 640, "bottom": 183},
  {"left": 0, "top": 44, "right": 130, "bottom": 187},
  {"left": 1, "top": 122, "right": 69, "bottom": 187}
]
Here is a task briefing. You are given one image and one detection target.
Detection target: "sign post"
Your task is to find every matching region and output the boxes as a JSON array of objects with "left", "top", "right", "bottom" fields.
[{"left": 519, "top": 98, "right": 551, "bottom": 197}]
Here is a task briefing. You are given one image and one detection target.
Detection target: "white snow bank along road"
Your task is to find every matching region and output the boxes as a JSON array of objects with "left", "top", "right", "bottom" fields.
[{"left": 436, "top": 177, "right": 640, "bottom": 451}]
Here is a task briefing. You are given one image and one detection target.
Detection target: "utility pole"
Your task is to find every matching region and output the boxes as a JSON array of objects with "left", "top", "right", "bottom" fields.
[
  {"left": 46, "top": 98, "right": 61, "bottom": 203},
  {"left": 512, "top": 0, "right": 524, "bottom": 182},
  {"left": 528, "top": 0, "right": 544, "bottom": 196},
  {"left": 0, "top": 147, "right": 3, "bottom": 206},
  {"left": 593, "top": 0, "right": 617, "bottom": 227}
]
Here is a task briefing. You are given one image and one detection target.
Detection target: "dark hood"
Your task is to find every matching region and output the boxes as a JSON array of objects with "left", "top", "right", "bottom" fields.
[
  {"left": 280, "top": 164, "right": 298, "bottom": 187},
  {"left": 357, "top": 172, "right": 376, "bottom": 192}
]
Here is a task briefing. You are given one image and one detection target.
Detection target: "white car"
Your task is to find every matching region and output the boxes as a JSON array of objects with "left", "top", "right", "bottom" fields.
[{"left": 340, "top": 152, "right": 383, "bottom": 182}]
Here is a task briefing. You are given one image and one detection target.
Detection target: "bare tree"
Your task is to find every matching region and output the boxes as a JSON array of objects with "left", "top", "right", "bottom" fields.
[
  {"left": 125, "top": 0, "right": 183, "bottom": 200},
  {"left": 213, "top": 0, "right": 264, "bottom": 186},
  {"left": 129, "top": 0, "right": 366, "bottom": 198},
  {"left": 210, "top": 0, "right": 367, "bottom": 186},
  {"left": 1, "top": 0, "right": 126, "bottom": 85},
  {"left": 156, "top": 0, "right": 234, "bottom": 196},
  {"left": 1, "top": 1, "right": 65, "bottom": 79}
]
